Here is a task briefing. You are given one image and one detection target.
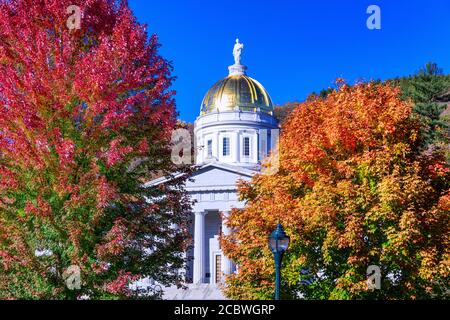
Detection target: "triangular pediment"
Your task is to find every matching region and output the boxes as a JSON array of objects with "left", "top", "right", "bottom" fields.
[
  {"left": 144, "top": 162, "right": 258, "bottom": 190},
  {"left": 185, "top": 163, "right": 256, "bottom": 190}
]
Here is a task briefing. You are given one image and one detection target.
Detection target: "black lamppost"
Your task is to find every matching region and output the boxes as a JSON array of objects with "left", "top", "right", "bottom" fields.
[{"left": 268, "top": 224, "right": 290, "bottom": 300}]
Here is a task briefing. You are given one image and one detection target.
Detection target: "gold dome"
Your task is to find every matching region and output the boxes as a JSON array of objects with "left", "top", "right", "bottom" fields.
[{"left": 200, "top": 74, "right": 274, "bottom": 115}]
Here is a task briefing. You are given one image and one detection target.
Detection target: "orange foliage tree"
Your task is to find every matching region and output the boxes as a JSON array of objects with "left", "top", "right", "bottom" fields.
[{"left": 222, "top": 81, "right": 450, "bottom": 299}]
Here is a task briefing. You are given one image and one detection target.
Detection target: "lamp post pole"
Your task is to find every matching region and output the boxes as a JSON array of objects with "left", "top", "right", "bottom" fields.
[
  {"left": 268, "top": 224, "right": 290, "bottom": 301},
  {"left": 274, "top": 251, "right": 282, "bottom": 300}
]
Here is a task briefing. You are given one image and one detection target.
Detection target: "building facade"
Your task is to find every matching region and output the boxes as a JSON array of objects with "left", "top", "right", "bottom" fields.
[{"left": 162, "top": 40, "right": 279, "bottom": 299}]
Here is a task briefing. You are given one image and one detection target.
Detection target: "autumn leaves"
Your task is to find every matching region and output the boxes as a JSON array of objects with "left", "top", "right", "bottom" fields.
[{"left": 222, "top": 82, "right": 450, "bottom": 299}]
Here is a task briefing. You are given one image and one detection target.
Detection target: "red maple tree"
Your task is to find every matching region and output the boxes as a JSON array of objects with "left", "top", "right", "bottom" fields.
[{"left": 0, "top": 0, "right": 192, "bottom": 299}]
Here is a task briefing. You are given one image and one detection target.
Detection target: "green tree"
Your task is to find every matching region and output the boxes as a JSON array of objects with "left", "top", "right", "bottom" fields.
[{"left": 396, "top": 62, "right": 450, "bottom": 149}]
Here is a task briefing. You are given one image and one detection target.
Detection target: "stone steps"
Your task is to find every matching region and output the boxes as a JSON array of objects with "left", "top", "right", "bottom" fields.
[{"left": 163, "top": 284, "right": 227, "bottom": 300}]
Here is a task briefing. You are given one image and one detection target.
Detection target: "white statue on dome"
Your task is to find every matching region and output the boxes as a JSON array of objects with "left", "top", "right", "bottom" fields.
[{"left": 233, "top": 38, "right": 244, "bottom": 65}]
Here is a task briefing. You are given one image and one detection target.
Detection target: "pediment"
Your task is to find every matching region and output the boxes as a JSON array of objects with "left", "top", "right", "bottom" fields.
[{"left": 185, "top": 163, "right": 256, "bottom": 190}]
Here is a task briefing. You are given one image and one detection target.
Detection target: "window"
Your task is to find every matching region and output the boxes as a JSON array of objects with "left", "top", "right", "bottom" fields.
[
  {"left": 223, "top": 137, "right": 230, "bottom": 156},
  {"left": 207, "top": 140, "right": 213, "bottom": 158},
  {"left": 243, "top": 137, "right": 250, "bottom": 157}
]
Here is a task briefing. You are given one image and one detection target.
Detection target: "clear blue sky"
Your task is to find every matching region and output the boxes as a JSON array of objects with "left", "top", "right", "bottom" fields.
[{"left": 129, "top": 0, "right": 450, "bottom": 122}]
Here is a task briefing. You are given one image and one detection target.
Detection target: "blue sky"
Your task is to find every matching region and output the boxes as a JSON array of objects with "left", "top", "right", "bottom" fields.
[{"left": 129, "top": 0, "right": 450, "bottom": 122}]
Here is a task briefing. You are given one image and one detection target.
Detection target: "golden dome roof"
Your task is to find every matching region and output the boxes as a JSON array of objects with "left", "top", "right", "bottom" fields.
[{"left": 200, "top": 74, "right": 274, "bottom": 115}]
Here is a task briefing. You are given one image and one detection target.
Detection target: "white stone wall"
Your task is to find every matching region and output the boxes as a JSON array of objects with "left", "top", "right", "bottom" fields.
[{"left": 194, "top": 110, "right": 278, "bottom": 167}]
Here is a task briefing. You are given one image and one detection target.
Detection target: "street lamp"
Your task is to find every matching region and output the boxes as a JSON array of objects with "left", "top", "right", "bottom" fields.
[{"left": 268, "top": 224, "right": 290, "bottom": 300}]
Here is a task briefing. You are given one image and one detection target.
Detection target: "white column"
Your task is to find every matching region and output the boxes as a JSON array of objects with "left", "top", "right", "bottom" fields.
[
  {"left": 259, "top": 129, "right": 268, "bottom": 162},
  {"left": 193, "top": 211, "right": 205, "bottom": 284},
  {"left": 214, "top": 131, "right": 219, "bottom": 160},
  {"left": 196, "top": 135, "right": 202, "bottom": 164},
  {"left": 233, "top": 131, "right": 240, "bottom": 163},
  {"left": 221, "top": 212, "right": 234, "bottom": 280},
  {"left": 252, "top": 131, "right": 258, "bottom": 164}
]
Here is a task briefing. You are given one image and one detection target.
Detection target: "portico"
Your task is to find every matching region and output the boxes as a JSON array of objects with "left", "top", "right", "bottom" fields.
[
  {"left": 191, "top": 209, "right": 234, "bottom": 284},
  {"left": 185, "top": 163, "right": 256, "bottom": 284}
]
